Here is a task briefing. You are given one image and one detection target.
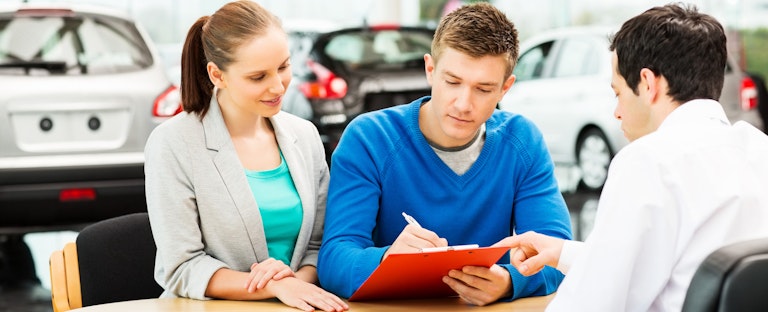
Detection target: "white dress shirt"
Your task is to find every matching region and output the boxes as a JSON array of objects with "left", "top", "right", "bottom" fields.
[{"left": 547, "top": 99, "right": 768, "bottom": 312}]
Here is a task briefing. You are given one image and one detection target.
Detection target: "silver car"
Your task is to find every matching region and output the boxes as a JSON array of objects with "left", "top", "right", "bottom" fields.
[
  {"left": 0, "top": 4, "right": 180, "bottom": 233},
  {"left": 500, "top": 26, "right": 763, "bottom": 192}
]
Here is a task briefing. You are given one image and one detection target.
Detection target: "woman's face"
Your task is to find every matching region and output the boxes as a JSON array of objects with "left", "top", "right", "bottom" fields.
[{"left": 213, "top": 26, "right": 292, "bottom": 118}]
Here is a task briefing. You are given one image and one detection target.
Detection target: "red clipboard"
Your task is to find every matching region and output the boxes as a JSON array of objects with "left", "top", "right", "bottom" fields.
[{"left": 348, "top": 246, "right": 511, "bottom": 301}]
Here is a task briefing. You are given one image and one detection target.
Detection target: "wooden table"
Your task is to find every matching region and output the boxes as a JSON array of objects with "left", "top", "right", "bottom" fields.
[{"left": 71, "top": 294, "right": 554, "bottom": 311}]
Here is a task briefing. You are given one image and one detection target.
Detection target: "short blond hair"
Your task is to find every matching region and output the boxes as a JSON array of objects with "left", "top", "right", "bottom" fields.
[{"left": 431, "top": 2, "right": 519, "bottom": 79}]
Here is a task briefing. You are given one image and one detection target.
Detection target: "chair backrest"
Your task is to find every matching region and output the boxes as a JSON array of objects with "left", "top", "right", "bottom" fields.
[
  {"left": 76, "top": 212, "right": 163, "bottom": 307},
  {"left": 682, "top": 237, "right": 768, "bottom": 312}
]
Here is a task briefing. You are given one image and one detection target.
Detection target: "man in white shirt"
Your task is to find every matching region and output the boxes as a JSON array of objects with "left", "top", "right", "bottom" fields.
[{"left": 494, "top": 3, "right": 768, "bottom": 312}]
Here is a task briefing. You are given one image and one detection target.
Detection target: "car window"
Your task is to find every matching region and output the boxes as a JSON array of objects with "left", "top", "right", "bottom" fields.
[
  {"left": 552, "top": 37, "right": 599, "bottom": 78},
  {"left": 514, "top": 41, "right": 554, "bottom": 81},
  {"left": 0, "top": 13, "right": 152, "bottom": 75},
  {"left": 288, "top": 31, "right": 319, "bottom": 77},
  {"left": 324, "top": 29, "right": 432, "bottom": 70}
]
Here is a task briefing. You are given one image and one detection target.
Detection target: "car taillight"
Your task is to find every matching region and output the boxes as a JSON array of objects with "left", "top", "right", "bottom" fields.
[
  {"left": 60, "top": 188, "right": 96, "bottom": 202},
  {"left": 153, "top": 85, "right": 182, "bottom": 117},
  {"left": 741, "top": 76, "right": 758, "bottom": 111},
  {"left": 371, "top": 24, "right": 400, "bottom": 31},
  {"left": 299, "top": 60, "right": 348, "bottom": 99}
]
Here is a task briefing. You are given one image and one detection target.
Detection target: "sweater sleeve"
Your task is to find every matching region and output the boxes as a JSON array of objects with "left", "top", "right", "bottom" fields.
[
  {"left": 317, "top": 120, "right": 389, "bottom": 298},
  {"left": 504, "top": 122, "right": 573, "bottom": 300}
]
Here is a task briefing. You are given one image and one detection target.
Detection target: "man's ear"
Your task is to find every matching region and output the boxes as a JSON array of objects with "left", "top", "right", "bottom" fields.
[
  {"left": 207, "top": 61, "right": 226, "bottom": 89},
  {"left": 424, "top": 53, "right": 435, "bottom": 86},
  {"left": 639, "top": 68, "right": 659, "bottom": 103},
  {"left": 502, "top": 74, "right": 516, "bottom": 94}
]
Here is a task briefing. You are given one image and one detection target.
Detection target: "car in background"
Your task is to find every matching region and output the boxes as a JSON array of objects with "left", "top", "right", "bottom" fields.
[
  {"left": 500, "top": 26, "right": 763, "bottom": 192},
  {"left": 746, "top": 72, "right": 768, "bottom": 133},
  {"left": 284, "top": 21, "right": 434, "bottom": 160},
  {"left": 0, "top": 4, "right": 181, "bottom": 233}
]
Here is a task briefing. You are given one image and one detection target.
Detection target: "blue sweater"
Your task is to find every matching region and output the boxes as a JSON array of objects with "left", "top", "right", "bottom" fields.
[{"left": 318, "top": 96, "right": 572, "bottom": 300}]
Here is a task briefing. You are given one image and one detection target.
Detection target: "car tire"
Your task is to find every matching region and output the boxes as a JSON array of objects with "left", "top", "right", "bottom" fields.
[{"left": 576, "top": 128, "right": 613, "bottom": 192}]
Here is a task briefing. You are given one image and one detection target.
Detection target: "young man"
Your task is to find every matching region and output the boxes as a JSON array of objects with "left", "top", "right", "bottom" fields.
[
  {"left": 317, "top": 2, "right": 572, "bottom": 306},
  {"left": 494, "top": 4, "right": 768, "bottom": 311}
]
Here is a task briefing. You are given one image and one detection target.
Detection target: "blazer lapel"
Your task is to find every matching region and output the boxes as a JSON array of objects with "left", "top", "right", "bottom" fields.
[
  {"left": 271, "top": 115, "right": 316, "bottom": 269},
  {"left": 203, "top": 95, "right": 270, "bottom": 263}
]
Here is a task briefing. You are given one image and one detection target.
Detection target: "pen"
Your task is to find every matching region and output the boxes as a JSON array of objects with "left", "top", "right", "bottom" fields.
[
  {"left": 401, "top": 212, "right": 422, "bottom": 228},
  {"left": 421, "top": 244, "right": 479, "bottom": 253}
]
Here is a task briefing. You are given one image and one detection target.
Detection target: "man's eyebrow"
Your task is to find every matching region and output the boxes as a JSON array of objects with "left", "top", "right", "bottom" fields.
[
  {"left": 444, "top": 70, "right": 499, "bottom": 87},
  {"left": 444, "top": 70, "right": 460, "bottom": 80}
]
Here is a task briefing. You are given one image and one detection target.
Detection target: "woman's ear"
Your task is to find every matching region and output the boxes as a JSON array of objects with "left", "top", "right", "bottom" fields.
[{"left": 207, "top": 61, "right": 226, "bottom": 89}]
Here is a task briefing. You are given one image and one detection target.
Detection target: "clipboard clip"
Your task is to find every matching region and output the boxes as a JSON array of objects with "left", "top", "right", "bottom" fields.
[{"left": 420, "top": 244, "right": 479, "bottom": 253}]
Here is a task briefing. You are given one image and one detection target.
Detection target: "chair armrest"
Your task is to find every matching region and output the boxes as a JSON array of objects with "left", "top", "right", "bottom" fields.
[
  {"left": 63, "top": 242, "right": 83, "bottom": 309},
  {"left": 49, "top": 249, "right": 71, "bottom": 312}
]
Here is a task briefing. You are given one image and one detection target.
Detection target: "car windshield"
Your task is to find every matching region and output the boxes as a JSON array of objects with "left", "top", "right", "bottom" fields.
[
  {"left": 324, "top": 29, "right": 432, "bottom": 70},
  {"left": 0, "top": 12, "right": 152, "bottom": 75}
]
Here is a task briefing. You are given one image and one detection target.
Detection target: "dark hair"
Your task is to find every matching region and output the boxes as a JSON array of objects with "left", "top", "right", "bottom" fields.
[
  {"left": 610, "top": 3, "right": 726, "bottom": 102},
  {"left": 431, "top": 2, "right": 519, "bottom": 79},
  {"left": 180, "top": 0, "right": 281, "bottom": 118}
]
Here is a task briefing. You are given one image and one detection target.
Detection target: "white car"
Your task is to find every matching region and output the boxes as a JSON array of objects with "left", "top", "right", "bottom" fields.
[
  {"left": 0, "top": 3, "right": 180, "bottom": 232},
  {"left": 500, "top": 26, "right": 763, "bottom": 192}
]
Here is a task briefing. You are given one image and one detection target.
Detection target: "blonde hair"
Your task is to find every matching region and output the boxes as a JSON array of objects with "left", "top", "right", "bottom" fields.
[{"left": 431, "top": 2, "right": 519, "bottom": 79}]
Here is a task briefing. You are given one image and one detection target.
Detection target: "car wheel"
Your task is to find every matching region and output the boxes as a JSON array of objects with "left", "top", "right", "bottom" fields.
[{"left": 576, "top": 128, "right": 613, "bottom": 192}]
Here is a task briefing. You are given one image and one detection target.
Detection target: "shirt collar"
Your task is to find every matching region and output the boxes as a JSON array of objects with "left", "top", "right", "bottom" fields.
[{"left": 657, "top": 99, "right": 730, "bottom": 132}]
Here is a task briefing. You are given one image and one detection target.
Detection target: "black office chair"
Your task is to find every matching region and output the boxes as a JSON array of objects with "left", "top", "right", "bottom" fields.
[
  {"left": 50, "top": 212, "right": 163, "bottom": 311},
  {"left": 681, "top": 237, "right": 768, "bottom": 312}
]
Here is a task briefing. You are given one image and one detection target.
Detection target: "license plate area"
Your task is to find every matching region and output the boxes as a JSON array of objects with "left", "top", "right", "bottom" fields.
[{"left": 9, "top": 104, "right": 131, "bottom": 153}]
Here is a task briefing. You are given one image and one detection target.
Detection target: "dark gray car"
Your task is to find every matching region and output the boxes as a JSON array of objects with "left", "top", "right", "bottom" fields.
[{"left": 285, "top": 24, "right": 434, "bottom": 161}]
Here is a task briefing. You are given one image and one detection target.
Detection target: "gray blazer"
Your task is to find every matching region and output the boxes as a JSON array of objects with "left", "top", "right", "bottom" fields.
[{"left": 144, "top": 95, "right": 329, "bottom": 299}]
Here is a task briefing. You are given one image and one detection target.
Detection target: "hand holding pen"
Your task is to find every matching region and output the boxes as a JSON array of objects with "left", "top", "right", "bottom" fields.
[{"left": 382, "top": 212, "right": 449, "bottom": 260}]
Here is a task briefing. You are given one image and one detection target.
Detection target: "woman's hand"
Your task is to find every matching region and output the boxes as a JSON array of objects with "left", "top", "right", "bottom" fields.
[
  {"left": 244, "top": 258, "right": 294, "bottom": 292},
  {"left": 268, "top": 277, "right": 349, "bottom": 312}
]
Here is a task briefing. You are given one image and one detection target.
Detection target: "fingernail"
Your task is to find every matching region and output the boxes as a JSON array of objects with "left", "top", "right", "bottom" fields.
[{"left": 520, "top": 264, "right": 528, "bottom": 273}]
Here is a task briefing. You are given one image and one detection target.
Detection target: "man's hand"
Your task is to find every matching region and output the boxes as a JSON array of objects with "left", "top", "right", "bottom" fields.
[
  {"left": 492, "top": 231, "right": 565, "bottom": 276},
  {"left": 442, "top": 264, "right": 511, "bottom": 306},
  {"left": 383, "top": 224, "right": 448, "bottom": 259}
]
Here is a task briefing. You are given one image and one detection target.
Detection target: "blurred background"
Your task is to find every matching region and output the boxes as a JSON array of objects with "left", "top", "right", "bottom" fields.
[
  {"left": 6, "top": 0, "right": 764, "bottom": 78},
  {"left": 1, "top": 0, "right": 766, "bottom": 311}
]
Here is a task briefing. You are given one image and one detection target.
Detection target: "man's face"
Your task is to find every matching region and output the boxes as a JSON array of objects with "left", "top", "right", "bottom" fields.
[
  {"left": 610, "top": 52, "right": 654, "bottom": 142},
  {"left": 422, "top": 48, "right": 515, "bottom": 147}
]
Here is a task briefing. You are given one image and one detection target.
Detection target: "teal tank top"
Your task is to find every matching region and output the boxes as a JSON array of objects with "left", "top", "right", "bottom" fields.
[{"left": 244, "top": 153, "right": 303, "bottom": 265}]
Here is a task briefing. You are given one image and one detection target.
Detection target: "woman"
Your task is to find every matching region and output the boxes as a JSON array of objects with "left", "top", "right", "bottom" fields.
[{"left": 144, "top": 1, "right": 347, "bottom": 311}]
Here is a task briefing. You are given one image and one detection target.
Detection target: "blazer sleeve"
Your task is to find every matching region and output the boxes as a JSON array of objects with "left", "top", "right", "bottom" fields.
[
  {"left": 144, "top": 122, "right": 228, "bottom": 300},
  {"left": 298, "top": 122, "right": 330, "bottom": 269}
]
